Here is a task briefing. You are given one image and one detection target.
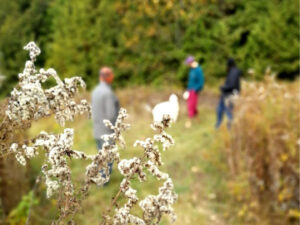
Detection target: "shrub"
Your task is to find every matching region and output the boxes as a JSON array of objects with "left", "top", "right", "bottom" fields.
[{"left": 221, "top": 75, "right": 299, "bottom": 224}]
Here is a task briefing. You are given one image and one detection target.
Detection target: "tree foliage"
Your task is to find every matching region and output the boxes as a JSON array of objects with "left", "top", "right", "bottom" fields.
[{"left": 0, "top": 0, "right": 298, "bottom": 94}]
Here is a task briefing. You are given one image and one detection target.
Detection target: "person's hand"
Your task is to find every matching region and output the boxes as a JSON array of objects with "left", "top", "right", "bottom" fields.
[{"left": 183, "top": 91, "right": 189, "bottom": 100}]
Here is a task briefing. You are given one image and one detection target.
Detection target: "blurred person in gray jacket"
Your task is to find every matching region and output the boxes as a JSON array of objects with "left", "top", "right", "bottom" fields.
[{"left": 91, "top": 67, "right": 120, "bottom": 177}]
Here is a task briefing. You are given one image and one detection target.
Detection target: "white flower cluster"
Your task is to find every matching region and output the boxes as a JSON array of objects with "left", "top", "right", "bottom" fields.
[
  {"left": 5, "top": 41, "right": 90, "bottom": 125},
  {"left": 103, "top": 107, "right": 131, "bottom": 148},
  {"left": 9, "top": 142, "right": 39, "bottom": 166},
  {"left": 38, "top": 129, "right": 75, "bottom": 198},
  {"left": 113, "top": 179, "right": 144, "bottom": 225},
  {"left": 12, "top": 128, "right": 92, "bottom": 198},
  {"left": 1, "top": 42, "right": 90, "bottom": 157},
  {"left": 139, "top": 178, "right": 177, "bottom": 224},
  {"left": 10, "top": 143, "right": 27, "bottom": 166},
  {"left": 84, "top": 108, "right": 130, "bottom": 191},
  {"left": 118, "top": 157, "right": 145, "bottom": 181},
  {"left": 24, "top": 41, "right": 41, "bottom": 61},
  {"left": 134, "top": 138, "right": 162, "bottom": 166},
  {"left": 114, "top": 208, "right": 145, "bottom": 225},
  {"left": 144, "top": 160, "right": 169, "bottom": 180},
  {"left": 45, "top": 76, "right": 90, "bottom": 127},
  {"left": 113, "top": 115, "right": 177, "bottom": 225},
  {"left": 2, "top": 42, "right": 93, "bottom": 216}
]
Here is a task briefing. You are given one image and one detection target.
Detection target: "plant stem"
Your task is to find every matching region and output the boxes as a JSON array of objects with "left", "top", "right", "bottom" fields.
[{"left": 26, "top": 175, "right": 41, "bottom": 225}]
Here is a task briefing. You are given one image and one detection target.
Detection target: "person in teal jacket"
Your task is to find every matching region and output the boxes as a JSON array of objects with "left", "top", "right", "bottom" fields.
[{"left": 185, "top": 56, "right": 205, "bottom": 121}]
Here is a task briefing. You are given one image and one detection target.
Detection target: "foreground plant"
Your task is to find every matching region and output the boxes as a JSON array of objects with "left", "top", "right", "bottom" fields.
[
  {"left": 109, "top": 115, "right": 177, "bottom": 225},
  {"left": 0, "top": 42, "right": 177, "bottom": 225},
  {"left": 0, "top": 42, "right": 90, "bottom": 158}
]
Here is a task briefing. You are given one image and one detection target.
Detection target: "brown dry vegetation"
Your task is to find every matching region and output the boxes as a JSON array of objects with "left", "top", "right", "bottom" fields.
[{"left": 212, "top": 78, "right": 299, "bottom": 225}]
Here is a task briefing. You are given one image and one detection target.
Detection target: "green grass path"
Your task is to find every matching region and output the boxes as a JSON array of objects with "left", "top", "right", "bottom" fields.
[{"left": 72, "top": 105, "right": 225, "bottom": 225}]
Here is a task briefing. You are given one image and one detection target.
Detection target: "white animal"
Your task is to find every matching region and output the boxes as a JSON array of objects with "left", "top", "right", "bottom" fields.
[{"left": 152, "top": 94, "right": 179, "bottom": 123}]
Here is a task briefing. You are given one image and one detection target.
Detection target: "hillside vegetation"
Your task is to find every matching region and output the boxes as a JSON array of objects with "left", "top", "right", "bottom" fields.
[{"left": 0, "top": 0, "right": 299, "bottom": 95}]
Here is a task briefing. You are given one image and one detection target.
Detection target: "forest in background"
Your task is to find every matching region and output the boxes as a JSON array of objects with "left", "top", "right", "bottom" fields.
[{"left": 0, "top": 0, "right": 299, "bottom": 95}]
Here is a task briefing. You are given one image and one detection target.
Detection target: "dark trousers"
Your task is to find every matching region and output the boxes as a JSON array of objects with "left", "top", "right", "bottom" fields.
[
  {"left": 215, "top": 96, "right": 233, "bottom": 129},
  {"left": 95, "top": 139, "right": 113, "bottom": 177}
]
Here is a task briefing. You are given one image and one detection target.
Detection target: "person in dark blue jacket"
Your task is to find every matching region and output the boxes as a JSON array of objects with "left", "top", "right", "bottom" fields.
[
  {"left": 185, "top": 56, "right": 205, "bottom": 121},
  {"left": 215, "top": 58, "right": 242, "bottom": 129}
]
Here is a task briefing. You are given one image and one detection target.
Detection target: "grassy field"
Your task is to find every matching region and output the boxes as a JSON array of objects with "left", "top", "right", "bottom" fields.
[
  {"left": 24, "top": 87, "right": 232, "bottom": 225},
  {"left": 12, "top": 82, "right": 298, "bottom": 225}
]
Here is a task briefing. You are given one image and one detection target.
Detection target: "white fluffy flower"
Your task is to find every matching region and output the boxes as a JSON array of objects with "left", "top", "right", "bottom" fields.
[
  {"left": 23, "top": 145, "right": 38, "bottom": 158},
  {"left": 118, "top": 158, "right": 141, "bottom": 177},
  {"left": 24, "top": 41, "right": 41, "bottom": 61}
]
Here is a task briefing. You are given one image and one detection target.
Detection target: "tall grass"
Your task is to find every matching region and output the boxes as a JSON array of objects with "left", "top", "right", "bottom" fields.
[{"left": 216, "top": 77, "right": 299, "bottom": 224}]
